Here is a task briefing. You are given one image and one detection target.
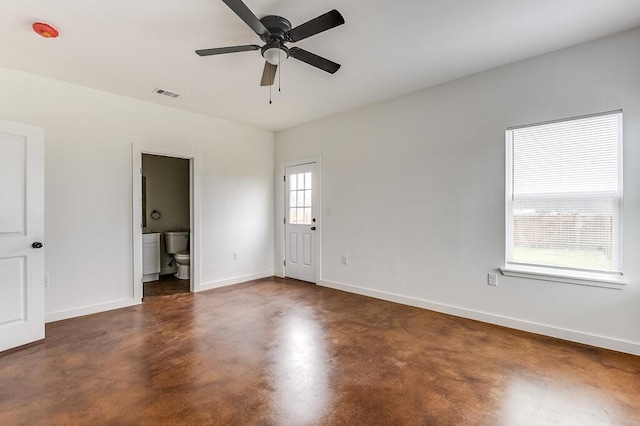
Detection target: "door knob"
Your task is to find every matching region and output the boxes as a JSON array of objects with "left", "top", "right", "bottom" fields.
[
  {"left": 310, "top": 227, "right": 316, "bottom": 231},
  {"left": 32, "top": 242, "right": 43, "bottom": 249}
]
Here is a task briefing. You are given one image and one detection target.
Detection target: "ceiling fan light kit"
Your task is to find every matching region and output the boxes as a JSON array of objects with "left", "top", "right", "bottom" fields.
[
  {"left": 196, "top": 0, "right": 344, "bottom": 101},
  {"left": 262, "top": 44, "right": 289, "bottom": 66}
]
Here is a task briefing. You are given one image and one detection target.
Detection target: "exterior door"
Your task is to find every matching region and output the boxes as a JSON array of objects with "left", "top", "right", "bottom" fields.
[
  {"left": 0, "top": 120, "right": 45, "bottom": 352},
  {"left": 285, "top": 163, "right": 318, "bottom": 283}
]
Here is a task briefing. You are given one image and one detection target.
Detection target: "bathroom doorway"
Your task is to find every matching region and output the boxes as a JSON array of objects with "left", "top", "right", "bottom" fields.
[
  {"left": 141, "top": 154, "right": 191, "bottom": 298},
  {"left": 132, "top": 144, "right": 197, "bottom": 302}
]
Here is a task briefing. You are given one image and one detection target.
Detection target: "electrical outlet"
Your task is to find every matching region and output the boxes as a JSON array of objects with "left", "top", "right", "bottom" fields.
[
  {"left": 233, "top": 252, "right": 239, "bottom": 261},
  {"left": 341, "top": 255, "right": 348, "bottom": 265},
  {"left": 488, "top": 273, "right": 497, "bottom": 286}
]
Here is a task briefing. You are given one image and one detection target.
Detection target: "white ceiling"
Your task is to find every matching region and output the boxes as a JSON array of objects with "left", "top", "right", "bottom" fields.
[{"left": 1, "top": 0, "right": 639, "bottom": 132}]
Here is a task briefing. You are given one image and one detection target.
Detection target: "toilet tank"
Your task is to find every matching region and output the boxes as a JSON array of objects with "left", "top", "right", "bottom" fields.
[{"left": 164, "top": 231, "right": 189, "bottom": 254}]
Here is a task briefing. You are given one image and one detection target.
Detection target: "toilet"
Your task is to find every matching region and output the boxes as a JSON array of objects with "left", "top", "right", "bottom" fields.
[{"left": 164, "top": 231, "right": 190, "bottom": 280}]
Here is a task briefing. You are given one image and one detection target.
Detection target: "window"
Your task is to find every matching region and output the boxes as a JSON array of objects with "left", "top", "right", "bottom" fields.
[
  {"left": 289, "top": 172, "right": 312, "bottom": 225},
  {"left": 505, "top": 111, "right": 623, "bottom": 283}
]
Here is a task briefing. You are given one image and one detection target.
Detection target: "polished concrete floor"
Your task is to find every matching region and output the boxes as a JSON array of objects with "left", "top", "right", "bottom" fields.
[
  {"left": 1, "top": 277, "right": 639, "bottom": 425},
  {"left": 144, "top": 274, "right": 190, "bottom": 298}
]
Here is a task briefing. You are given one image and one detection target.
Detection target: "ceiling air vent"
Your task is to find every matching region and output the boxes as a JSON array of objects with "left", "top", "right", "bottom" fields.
[{"left": 153, "top": 88, "right": 180, "bottom": 98}]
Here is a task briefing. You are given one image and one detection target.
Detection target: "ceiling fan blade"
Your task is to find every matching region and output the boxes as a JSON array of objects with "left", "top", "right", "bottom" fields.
[
  {"left": 221, "top": 0, "right": 269, "bottom": 37},
  {"left": 286, "top": 10, "right": 345, "bottom": 42},
  {"left": 260, "top": 62, "right": 278, "bottom": 86},
  {"left": 289, "top": 47, "right": 341, "bottom": 74},
  {"left": 195, "top": 45, "right": 261, "bottom": 56}
]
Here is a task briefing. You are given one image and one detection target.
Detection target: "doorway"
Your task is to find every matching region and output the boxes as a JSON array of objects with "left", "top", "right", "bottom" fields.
[
  {"left": 283, "top": 160, "right": 321, "bottom": 283},
  {"left": 141, "top": 154, "right": 191, "bottom": 298},
  {"left": 132, "top": 144, "right": 197, "bottom": 302}
]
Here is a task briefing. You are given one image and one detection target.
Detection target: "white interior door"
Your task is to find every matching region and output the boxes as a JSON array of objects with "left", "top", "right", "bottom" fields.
[
  {"left": 285, "top": 163, "right": 318, "bottom": 283},
  {"left": 0, "top": 120, "right": 45, "bottom": 352}
]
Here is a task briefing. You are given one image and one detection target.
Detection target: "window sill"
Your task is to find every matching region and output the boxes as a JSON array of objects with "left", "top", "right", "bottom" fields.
[{"left": 500, "top": 265, "right": 627, "bottom": 290}]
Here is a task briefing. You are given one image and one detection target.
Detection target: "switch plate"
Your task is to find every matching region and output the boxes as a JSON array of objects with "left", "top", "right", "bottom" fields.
[
  {"left": 233, "top": 252, "right": 239, "bottom": 261},
  {"left": 488, "top": 273, "right": 497, "bottom": 286},
  {"left": 341, "top": 255, "right": 348, "bottom": 265}
]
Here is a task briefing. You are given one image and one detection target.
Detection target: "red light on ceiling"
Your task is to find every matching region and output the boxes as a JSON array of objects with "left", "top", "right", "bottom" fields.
[{"left": 32, "top": 22, "right": 59, "bottom": 38}]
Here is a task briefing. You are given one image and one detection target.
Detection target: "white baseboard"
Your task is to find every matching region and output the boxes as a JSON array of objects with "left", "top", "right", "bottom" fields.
[
  {"left": 44, "top": 271, "right": 274, "bottom": 323},
  {"left": 197, "top": 270, "right": 274, "bottom": 292},
  {"left": 318, "top": 279, "right": 640, "bottom": 356},
  {"left": 46, "top": 298, "right": 140, "bottom": 323}
]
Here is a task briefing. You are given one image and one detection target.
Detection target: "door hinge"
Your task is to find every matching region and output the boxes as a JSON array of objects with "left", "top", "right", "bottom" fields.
[
  {"left": 140, "top": 167, "right": 143, "bottom": 174},
  {"left": 283, "top": 217, "right": 286, "bottom": 224},
  {"left": 283, "top": 260, "right": 286, "bottom": 266},
  {"left": 283, "top": 175, "right": 286, "bottom": 182}
]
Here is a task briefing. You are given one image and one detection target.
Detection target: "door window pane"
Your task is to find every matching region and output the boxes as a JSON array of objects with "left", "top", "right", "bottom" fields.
[{"left": 288, "top": 172, "right": 313, "bottom": 225}]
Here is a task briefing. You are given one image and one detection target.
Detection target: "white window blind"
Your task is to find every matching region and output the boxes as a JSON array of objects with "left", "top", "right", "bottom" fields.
[{"left": 506, "top": 111, "right": 623, "bottom": 276}]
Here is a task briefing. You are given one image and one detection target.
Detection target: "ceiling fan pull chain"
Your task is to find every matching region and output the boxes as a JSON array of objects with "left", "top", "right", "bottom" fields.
[{"left": 279, "top": 49, "right": 282, "bottom": 92}]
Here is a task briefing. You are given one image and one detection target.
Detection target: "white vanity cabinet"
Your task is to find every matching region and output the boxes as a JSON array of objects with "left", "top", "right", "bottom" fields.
[{"left": 142, "top": 233, "right": 161, "bottom": 282}]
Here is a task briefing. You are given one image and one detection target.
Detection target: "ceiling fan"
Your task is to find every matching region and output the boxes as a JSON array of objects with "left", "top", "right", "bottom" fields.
[{"left": 196, "top": 0, "right": 345, "bottom": 87}]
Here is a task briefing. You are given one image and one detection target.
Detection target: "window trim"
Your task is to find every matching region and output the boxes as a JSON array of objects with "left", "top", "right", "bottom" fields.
[
  {"left": 500, "top": 265, "right": 626, "bottom": 290},
  {"left": 504, "top": 110, "right": 624, "bottom": 287}
]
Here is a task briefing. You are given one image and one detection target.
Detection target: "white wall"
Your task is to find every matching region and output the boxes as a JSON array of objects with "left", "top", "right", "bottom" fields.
[
  {"left": 275, "top": 28, "right": 640, "bottom": 355},
  {"left": 0, "top": 66, "right": 274, "bottom": 321}
]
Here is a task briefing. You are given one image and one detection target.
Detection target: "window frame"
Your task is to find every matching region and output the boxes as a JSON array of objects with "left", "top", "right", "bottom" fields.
[{"left": 502, "top": 110, "right": 626, "bottom": 289}]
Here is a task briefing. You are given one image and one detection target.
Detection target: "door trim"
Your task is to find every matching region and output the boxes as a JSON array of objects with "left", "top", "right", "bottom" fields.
[
  {"left": 132, "top": 143, "right": 199, "bottom": 302},
  {"left": 278, "top": 156, "right": 322, "bottom": 283}
]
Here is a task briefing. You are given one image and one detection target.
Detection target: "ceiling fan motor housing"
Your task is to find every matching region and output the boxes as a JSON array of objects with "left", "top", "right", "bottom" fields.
[{"left": 259, "top": 15, "right": 292, "bottom": 42}]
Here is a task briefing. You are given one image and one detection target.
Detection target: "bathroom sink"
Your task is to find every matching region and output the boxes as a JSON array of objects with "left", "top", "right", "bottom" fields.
[{"left": 142, "top": 232, "right": 160, "bottom": 243}]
